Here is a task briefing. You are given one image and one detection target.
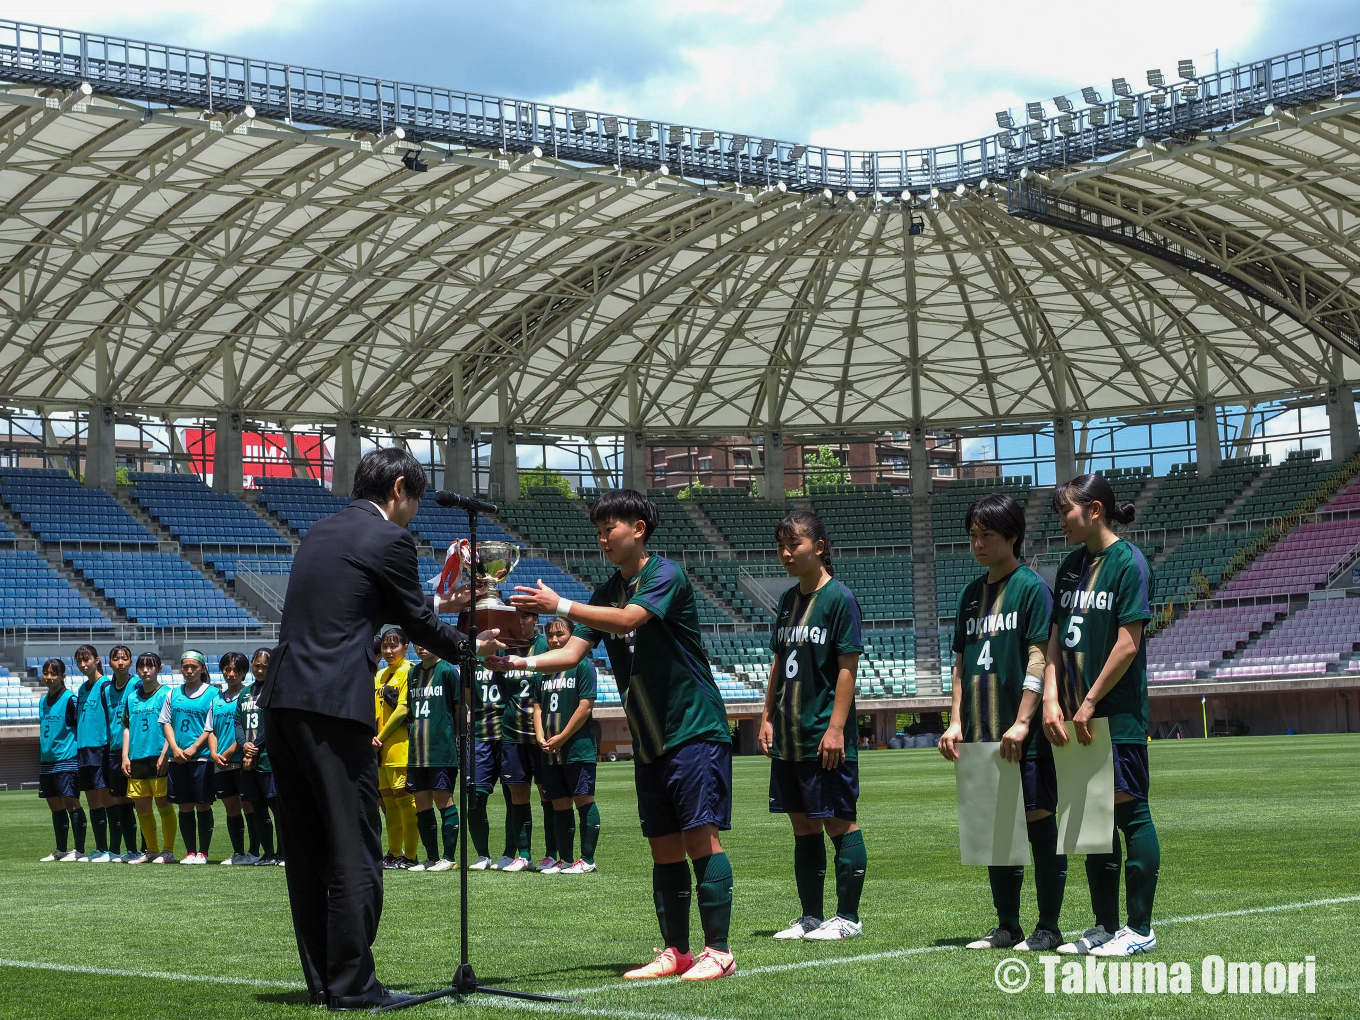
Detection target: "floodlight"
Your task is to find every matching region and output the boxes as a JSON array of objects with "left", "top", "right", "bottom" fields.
[
  {"left": 1027, "top": 123, "right": 1044, "bottom": 143},
  {"left": 1112, "top": 77, "right": 1132, "bottom": 97},
  {"left": 668, "top": 124, "right": 685, "bottom": 144},
  {"left": 845, "top": 190, "right": 858, "bottom": 203},
  {"left": 1118, "top": 99, "right": 1136, "bottom": 119},
  {"left": 1053, "top": 95, "right": 1073, "bottom": 113},
  {"left": 1026, "top": 101, "right": 1045, "bottom": 120},
  {"left": 822, "top": 187, "right": 834, "bottom": 200},
  {"left": 1180, "top": 83, "right": 1200, "bottom": 100},
  {"left": 729, "top": 134, "right": 748, "bottom": 152},
  {"left": 1081, "top": 87, "right": 1101, "bottom": 104},
  {"left": 788, "top": 144, "right": 807, "bottom": 160},
  {"left": 699, "top": 130, "right": 715, "bottom": 147},
  {"left": 601, "top": 116, "right": 619, "bottom": 136},
  {"left": 978, "top": 177, "right": 991, "bottom": 190},
  {"left": 1057, "top": 113, "right": 1075, "bottom": 134},
  {"left": 1088, "top": 105, "right": 1107, "bottom": 126},
  {"left": 401, "top": 149, "right": 428, "bottom": 172},
  {"left": 929, "top": 186, "right": 941, "bottom": 199},
  {"left": 570, "top": 111, "right": 588, "bottom": 131},
  {"left": 996, "top": 131, "right": 1017, "bottom": 149},
  {"left": 1149, "top": 92, "right": 1168, "bottom": 107},
  {"left": 954, "top": 182, "right": 967, "bottom": 197},
  {"left": 1147, "top": 68, "right": 1165, "bottom": 87},
  {"left": 635, "top": 119, "right": 653, "bottom": 140},
  {"left": 996, "top": 110, "right": 1014, "bottom": 129},
  {"left": 1178, "top": 59, "right": 1196, "bottom": 79},
  {"left": 758, "top": 138, "right": 776, "bottom": 156}
]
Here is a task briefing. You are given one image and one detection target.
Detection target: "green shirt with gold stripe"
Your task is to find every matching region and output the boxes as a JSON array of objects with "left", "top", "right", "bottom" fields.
[
  {"left": 407, "top": 659, "right": 460, "bottom": 768},
  {"left": 768, "top": 578, "right": 864, "bottom": 762},
  {"left": 952, "top": 565, "right": 1053, "bottom": 759}
]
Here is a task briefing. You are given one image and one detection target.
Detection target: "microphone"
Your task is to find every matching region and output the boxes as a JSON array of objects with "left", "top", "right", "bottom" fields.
[{"left": 434, "top": 490, "right": 498, "bottom": 515}]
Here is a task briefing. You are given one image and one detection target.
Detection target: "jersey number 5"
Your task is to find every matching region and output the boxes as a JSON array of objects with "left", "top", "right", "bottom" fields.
[{"left": 1064, "top": 615, "right": 1084, "bottom": 649}]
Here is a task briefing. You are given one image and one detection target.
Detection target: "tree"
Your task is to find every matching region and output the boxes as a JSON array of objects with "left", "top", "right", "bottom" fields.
[
  {"left": 520, "top": 464, "right": 572, "bottom": 499},
  {"left": 677, "top": 480, "right": 709, "bottom": 500},
  {"left": 802, "top": 444, "right": 848, "bottom": 491}
]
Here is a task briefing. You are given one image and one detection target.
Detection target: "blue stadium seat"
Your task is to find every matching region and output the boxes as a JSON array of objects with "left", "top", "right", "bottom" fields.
[
  {"left": 0, "top": 468, "right": 155, "bottom": 544},
  {"left": 0, "top": 550, "right": 111, "bottom": 630},
  {"left": 63, "top": 550, "right": 260, "bottom": 629},
  {"left": 129, "top": 473, "right": 288, "bottom": 548}
]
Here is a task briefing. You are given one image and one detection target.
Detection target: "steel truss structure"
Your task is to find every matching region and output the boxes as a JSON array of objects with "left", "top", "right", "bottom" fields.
[{"left": 0, "top": 19, "right": 1356, "bottom": 438}]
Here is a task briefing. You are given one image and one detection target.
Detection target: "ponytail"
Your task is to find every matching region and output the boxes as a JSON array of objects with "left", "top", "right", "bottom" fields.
[
  {"left": 775, "top": 510, "right": 835, "bottom": 576},
  {"left": 1052, "top": 473, "right": 1136, "bottom": 527}
]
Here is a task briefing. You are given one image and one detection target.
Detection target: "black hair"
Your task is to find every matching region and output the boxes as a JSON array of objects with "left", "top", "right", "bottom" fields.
[
  {"left": 965, "top": 492, "right": 1027, "bottom": 558},
  {"left": 219, "top": 651, "right": 250, "bottom": 674},
  {"left": 1052, "top": 473, "right": 1136, "bottom": 527},
  {"left": 544, "top": 616, "right": 573, "bottom": 636},
  {"left": 350, "top": 447, "right": 428, "bottom": 504},
  {"left": 136, "top": 651, "right": 162, "bottom": 673},
  {"left": 380, "top": 627, "right": 407, "bottom": 647},
  {"left": 250, "top": 647, "right": 272, "bottom": 663},
  {"left": 108, "top": 644, "right": 132, "bottom": 661},
  {"left": 74, "top": 643, "right": 101, "bottom": 669},
  {"left": 589, "top": 488, "right": 658, "bottom": 541},
  {"left": 42, "top": 657, "right": 66, "bottom": 678},
  {"left": 774, "top": 509, "right": 835, "bottom": 576}
]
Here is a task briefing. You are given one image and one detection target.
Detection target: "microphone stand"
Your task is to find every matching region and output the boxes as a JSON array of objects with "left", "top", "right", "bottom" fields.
[{"left": 379, "top": 502, "right": 577, "bottom": 1012}]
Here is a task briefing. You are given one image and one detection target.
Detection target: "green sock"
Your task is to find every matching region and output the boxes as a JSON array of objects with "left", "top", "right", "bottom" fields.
[
  {"left": 1028, "top": 814, "right": 1067, "bottom": 933},
  {"left": 512, "top": 801, "right": 532, "bottom": 858},
  {"left": 258, "top": 801, "right": 276, "bottom": 857},
  {"left": 541, "top": 800, "right": 557, "bottom": 861},
  {"left": 553, "top": 808, "right": 575, "bottom": 863},
  {"left": 831, "top": 830, "right": 866, "bottom": 924},
  {"left": 1086, "top": 830, "right": 1123, "bottom": 934},
  {"left": 1117, "top": 799, "right": 1160, "bottom": 936},
  {"left": 501, "top": 786, "right": 515, "bottom": 857},
  {"left": 51, "top": 808, "right": 69, "bottom": 851},
  {"left": 793, "top": 832, "right": 827, "bottom": 920},
  {"left": 655, "top": 861, "right": 692, "bottom": 954},
  {"left": 226, "top": 813, "right": 245, "bottom": 856},
  {"left": 416, "top": 808, "right": 439, "bottom": 861},
  {"left": 90, "top": 807, "right": 108, "bottom": 853},
  {"left": 692, "top": 852, "right": 734, "bottom": 952},
  {"left": 440, "top": 804, "right": 460, "bottom": 861},
  {"left": 469, "top": 790, "right": 491, "bottom": 859},
  {"left": 577, "top": 802, "right": 600, "bottom": 864},
  {"left": 987, "top": 865, "right": 1024, "bottom": 933}
]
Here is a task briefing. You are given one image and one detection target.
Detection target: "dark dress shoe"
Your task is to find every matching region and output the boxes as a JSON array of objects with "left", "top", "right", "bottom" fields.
[
  {"left": 308, "top": 991, "right": 329, "bottom": 1007},
  {"left": 327, "top": 984, "right": 414, "bottom": 1012}
]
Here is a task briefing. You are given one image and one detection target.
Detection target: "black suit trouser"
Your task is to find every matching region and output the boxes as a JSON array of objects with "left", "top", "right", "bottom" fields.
[{"left": 265, "top": 707, "right": 383, "bottom": 999}]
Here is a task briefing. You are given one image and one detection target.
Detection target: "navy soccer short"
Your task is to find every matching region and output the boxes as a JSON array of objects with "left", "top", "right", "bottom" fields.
[
  {"left": 1021, "top": 755, "right": 1058, "bottom": 813},
  {"left": 238, "top": 767, "right": 277, "bottom": 803},
  {"left": 38, "top": 767, "right": 78, "bottom": 799},
  {"left": 472, "top": 740, "right": 501, "bottom": 793},
  {"left": 768, "top": 757, "right": 859, "bottom": 821},
  {"left": 214, "top": 768, "right": 242, "bottom": 799},
  {"left": 407, "top": 766, "right": 457, "bottom": 794},
  {"left": 633, "top": 740, "right": 732, "bottom": 839},
  {"left": 77, "top": 746, "right": 106, "bottom": 791},
  {"left": 541, "top": 760, "right": 596, "bottom": 801},
  {"left": 500, "top": 741, "right": 537, "bottom": 786},
  {"left": 167, "top": 759, "right": 216, "bottom": 805},
  {"left": 1112, "top": 742, "right": 1150, "bottom": 801},
  {"left": 104, "top": 750, "right": 128, "bottom": 798}
]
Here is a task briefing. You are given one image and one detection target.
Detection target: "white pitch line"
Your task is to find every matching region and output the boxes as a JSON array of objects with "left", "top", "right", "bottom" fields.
[
  {"left": 0, "top": 958, "right": 303, "bottom": 989},
  {"left": 459, "top": 998, "right": 738, "bottom": 1020},
  {"left": 558, "top": 893, "right": 1360, "bottom": 997}
]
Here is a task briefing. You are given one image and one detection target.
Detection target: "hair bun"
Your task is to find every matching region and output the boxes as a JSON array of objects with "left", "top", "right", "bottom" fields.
[{"left": 1113, "top": 501, "right": 1137, "bottom": 525}]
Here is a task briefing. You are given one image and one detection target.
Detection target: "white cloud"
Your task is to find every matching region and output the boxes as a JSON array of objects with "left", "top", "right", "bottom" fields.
[{"left": 7, "top": 1, "right": 321, "bottom": 46}]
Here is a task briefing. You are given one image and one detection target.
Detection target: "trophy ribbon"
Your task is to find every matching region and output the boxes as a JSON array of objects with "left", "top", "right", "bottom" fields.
[{"left": 436, "top": 538, "right": 471, "bottom": 597}]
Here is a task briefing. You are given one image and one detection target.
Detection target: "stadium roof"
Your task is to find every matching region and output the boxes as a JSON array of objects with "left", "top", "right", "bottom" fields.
[{"left": 0, "top": 20, "right": 1358, "bottom": 437}]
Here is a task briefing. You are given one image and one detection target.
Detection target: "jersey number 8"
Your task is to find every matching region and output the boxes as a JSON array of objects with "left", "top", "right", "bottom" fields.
[{"left": 548, "top": 691, "right": 559, "bottom": 713}]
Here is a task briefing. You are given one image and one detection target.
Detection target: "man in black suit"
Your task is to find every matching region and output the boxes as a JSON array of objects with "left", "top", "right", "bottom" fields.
[{"left": 259, "top": 447, "right": 500, "bottom": 1011}]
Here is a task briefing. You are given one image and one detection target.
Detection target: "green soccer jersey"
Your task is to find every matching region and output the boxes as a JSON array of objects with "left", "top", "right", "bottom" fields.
[
  {"left": 470, "top": 665, "right": 506, "bottom": 742},
  {"left": 502, "top": 634, "right": 548, "bottom": 745},
  {"left": 769, "top": 578, "right": 864, "bottom": 762},
  {"left": 407, "top": 659, "right": 460, "bottom": 768},
  {"left": 574, "top": 555, "right": 730, "bottom": 765},
  {"left": 534, "top": 659, "right": 598, "bottom": 765},
  {"left": 1052, "top": 539, "right": 1153, "bottom": 744},
  {"left": 206, "top": 688, "right": 245, "bottom": 768},
  {"left": 952, "top": 565, "right": 1053, "bottom": 757},
  {"left": 235, "top": 684, "right": 271, "bottom": 773}
]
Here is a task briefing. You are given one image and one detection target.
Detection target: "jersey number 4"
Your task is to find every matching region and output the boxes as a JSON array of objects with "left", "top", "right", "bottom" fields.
[{"left": 976, "top": 640, "right": 993, "bottom": 672}]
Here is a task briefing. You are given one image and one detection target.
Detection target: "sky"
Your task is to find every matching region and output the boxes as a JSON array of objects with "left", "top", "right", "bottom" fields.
[{"left": 13, "top": 0, "right": 1356, "bottom": 149}]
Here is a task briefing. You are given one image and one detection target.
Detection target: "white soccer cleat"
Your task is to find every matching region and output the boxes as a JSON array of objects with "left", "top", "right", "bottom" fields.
[
  {"left": 1057, "top": 925, "right": 1115, "bottom": 955},
  {"left": 179, "top": 852, "right": 197, "bottom": 865},
  {"left": 491, "top": 855, "right": 515, "bottom": 871},
  {"left": 406, "top": 859, "right": 433, "bottom": 872},
  {"left": 467, "top": 856, "right": 493, "bottom": 871},
  {"left": 966, "top": 927, "right": 1024, "bottom": 950},
  {"left": 803, "top": 916, "right": 863, "bottom": 941},
  {"left": 501, "top": 856, "right": 531, "bottom": 872},
  {"left": 772, "top": 916, "right": 823, "bottom": 940},
  {"left": 428, "top": 858, "right": 457, "bottom": 872},
  {"left": 59, "top": 850, "right": 80, "bottom": 862},
  {"left": 118, "top": 852, "right": 138, "bottom": 863},
  {"left": 39, "top": 849, "right": 62, "bottom": 862},
  {"left": 75, "top": 852, "right": 91, "bottom": 863},
  {"left": 125, "top": 852, "right": 153, "bottom": 865},
  {"left": 1089, "top": 926, "right": 1157, "bottom": 957},
  {"left": 537, "top": 856, "right": 557, "bottom": 871},
  {"left": 560, "top": 859, "right": 596, "bottom": 874},
  {"left": 88, "top": 850, "right": 115, "bottom": 863}
]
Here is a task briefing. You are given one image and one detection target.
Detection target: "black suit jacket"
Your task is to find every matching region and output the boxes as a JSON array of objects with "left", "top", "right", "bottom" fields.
[{"left": 259, "top": 500, "right": 467, "bottom": 728}]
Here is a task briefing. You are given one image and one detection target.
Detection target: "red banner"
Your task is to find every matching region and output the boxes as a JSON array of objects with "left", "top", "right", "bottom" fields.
[{"left": 183, "top": 429, "right": 332, "bottom": 488}]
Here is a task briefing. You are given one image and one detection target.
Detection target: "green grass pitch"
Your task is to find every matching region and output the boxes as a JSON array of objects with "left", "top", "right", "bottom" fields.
[{"left": 0, "top": 734, "right": 1356, "bottom": 1019}]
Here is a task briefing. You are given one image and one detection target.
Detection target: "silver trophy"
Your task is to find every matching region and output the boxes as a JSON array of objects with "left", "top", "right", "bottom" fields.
[{"left": 454, "top": 539, "right": 535, "bottom": 646}]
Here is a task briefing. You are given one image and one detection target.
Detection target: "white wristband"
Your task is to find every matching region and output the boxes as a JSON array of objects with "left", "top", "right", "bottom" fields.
[
  {"left": 555, "top": 598, "right": 573, "bottom": 618},
  {"left": 526, "top": 656, "right": 538, "bottom": 671}
]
